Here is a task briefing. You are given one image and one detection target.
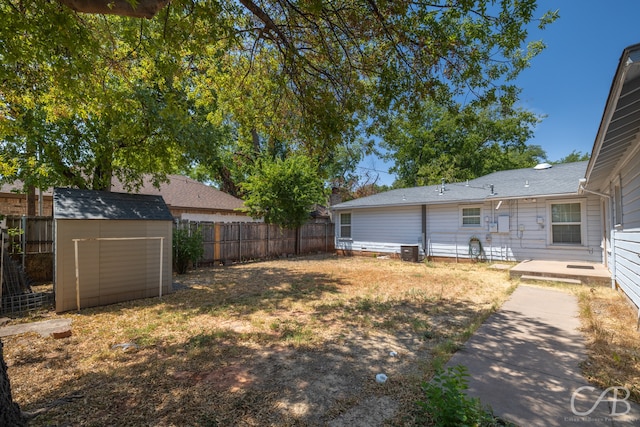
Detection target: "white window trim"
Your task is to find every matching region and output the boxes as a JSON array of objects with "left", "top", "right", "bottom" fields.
[
  {"left": 613, "top": 175, "right": 623, "bottom": 228},
  {"left": 338, "top": 211, "right": 353, "bottom": 240},
  {"left": 547, "top": 199, "right": 586, "bottom": 246},
  {"left": 460, "top": 205, "right": 483, "bottom": 229}
]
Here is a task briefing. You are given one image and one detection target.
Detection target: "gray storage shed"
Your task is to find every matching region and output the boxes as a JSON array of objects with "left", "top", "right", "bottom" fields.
[{"left": 54, "top": 188, "right": 173, "bottom": 313}]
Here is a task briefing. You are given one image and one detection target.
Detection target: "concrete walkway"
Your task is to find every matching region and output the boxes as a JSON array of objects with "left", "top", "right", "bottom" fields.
[
  {"left": 0, "top": 318, "right": 72, "bottom": 338},
  {"left": 446, "top": 285, "right": 640, "bottom": 426}
]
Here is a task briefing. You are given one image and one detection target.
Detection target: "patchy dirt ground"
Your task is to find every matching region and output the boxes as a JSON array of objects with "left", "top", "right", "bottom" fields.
[{"left": 3, "top": 255, "right": 516, "bottom": 426}]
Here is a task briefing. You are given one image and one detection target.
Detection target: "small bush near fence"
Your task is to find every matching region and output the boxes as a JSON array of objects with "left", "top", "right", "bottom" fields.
[{"left": 173, "top": 227, "right": 204, "bottom": 274}]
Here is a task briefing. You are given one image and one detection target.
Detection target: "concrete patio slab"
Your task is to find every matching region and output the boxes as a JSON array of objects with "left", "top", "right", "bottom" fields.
[{"left": 510, "top": 260, "right": 611, "bottom": 286}]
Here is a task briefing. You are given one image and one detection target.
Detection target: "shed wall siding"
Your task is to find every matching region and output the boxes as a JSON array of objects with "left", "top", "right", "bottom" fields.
[{"left": 55, "top": 219, "right": 172, "bottom": 313}]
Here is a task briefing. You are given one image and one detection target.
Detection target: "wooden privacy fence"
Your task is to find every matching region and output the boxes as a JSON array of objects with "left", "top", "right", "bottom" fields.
[
  {"left": 175, "top": 221, "right": 335, "bottom": 264},
  {"left": 3, "top": 216, "right": 54, "bottom": 282},
  {"left": 5, "top": 216, "right": 54, "bottom": 257}
]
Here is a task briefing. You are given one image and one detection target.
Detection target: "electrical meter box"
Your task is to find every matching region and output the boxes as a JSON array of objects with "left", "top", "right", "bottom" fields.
[{"left": 497, "top": 215, "right": 510, "bottom": 233}]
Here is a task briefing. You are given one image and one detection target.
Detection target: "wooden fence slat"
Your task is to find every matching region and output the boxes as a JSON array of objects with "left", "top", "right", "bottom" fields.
[{"left": 174, "top": 220, "right": 335, "bottom": 264}]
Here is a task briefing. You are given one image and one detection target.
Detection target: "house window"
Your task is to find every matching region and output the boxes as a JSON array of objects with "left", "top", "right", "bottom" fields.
[
  {"left": 614, "top": 181, "right": 622, "bottom": 227},
  {"left": 550, "top": 202, "right": 582, "bottom": 244},
  {"left": 339, "top": 212, "right": 352, "bottom": 238},
  {"left": 461, "top": 207, "right": 482, "bottom": 227}
]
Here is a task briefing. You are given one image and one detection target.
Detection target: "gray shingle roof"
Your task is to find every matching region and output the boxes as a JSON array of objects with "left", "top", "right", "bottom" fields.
[
  {"left": 54, "top": 188, "right": 173, "bottom": 220},
  {"left": 332, "top": 161, "right": 588, "bottom": 209},
  {"left": 110, "top": 174, "right": 245, "bottom": 212}
]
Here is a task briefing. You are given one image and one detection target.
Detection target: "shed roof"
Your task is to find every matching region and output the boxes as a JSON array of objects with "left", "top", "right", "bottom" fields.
[
  {"left": 54, "top": 188, "right": 173, "bottom": 220},
  {"left": 332, "top": 161, "right": 587, "bottom": 210},
  {"left": 585, "top": 43, "right": 640, "bottom": 191}
]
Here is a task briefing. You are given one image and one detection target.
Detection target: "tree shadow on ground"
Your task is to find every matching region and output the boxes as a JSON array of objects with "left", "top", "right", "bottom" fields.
[
  {"left": 10, "top": 262, "right": 507, "bottom": 426},
  {"left": 15, "top": 315, "right": 489, "bottom": 425}
]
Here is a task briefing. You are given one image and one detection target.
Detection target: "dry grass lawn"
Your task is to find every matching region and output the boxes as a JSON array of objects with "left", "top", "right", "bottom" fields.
[
  {"left": 2, "top": 254, "right": 639, "bottom": 426},
  {"left": 577, "top": 285, "right": 640, "bottom": 403}
]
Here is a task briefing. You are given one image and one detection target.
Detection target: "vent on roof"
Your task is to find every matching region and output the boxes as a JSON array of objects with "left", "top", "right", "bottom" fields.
[{"left": 534, "top": 163, "right": 552, "bottom": 170}]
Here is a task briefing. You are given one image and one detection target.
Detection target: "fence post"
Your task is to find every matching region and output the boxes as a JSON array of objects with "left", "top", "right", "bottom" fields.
[
  {"left": 325, "top": 222, "right": 328, "bottom": 252},
  {"left": 239, "top": 222, "right": 242, "bottom": 261},
  {"left": 21, "top": 215, "right": 26, "bottom": 268},
  {"left": 214, "top": 223, "right": 220, "bottom": 263}
]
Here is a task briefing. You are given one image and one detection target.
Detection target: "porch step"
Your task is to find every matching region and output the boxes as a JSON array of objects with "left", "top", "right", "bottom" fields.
[{"left": 519, "top": 275, "right": 582, "bottom": 285}]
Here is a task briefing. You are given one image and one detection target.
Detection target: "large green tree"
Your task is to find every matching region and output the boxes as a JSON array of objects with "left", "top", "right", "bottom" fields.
[
  {"left": 376, "top": 100, "right": 546, "bottom": 187},
  {"left": 1, "top": 0, "right": 557, "bottom": 192},
  {"left": 1, "top": 3, "right": 234, "bottom": 191}
]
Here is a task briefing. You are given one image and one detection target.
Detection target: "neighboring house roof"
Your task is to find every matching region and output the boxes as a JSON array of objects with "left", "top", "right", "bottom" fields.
[
  {"left": 110, "top": 174, "right": 245, "bottom": 213},
  {"left": 54, "top": 188, "right": 174, "bottom": 220},
  {"left": 2, "top": 175, "right": 245, "bottom": 213},
  {"left": 585, "top": 43, "right": 640, "bottom": 192},
  {"left": 332, "top": 161, "right": 588, "bottom": 210}
]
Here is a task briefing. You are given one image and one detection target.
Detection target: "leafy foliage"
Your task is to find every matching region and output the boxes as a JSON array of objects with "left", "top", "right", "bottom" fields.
[
  {"left": 552, "top": 150, "right": 590, "bottom": 164},
  {"left": 1, "top": 1, "right": 557, "bottom": 193},
  {"left": 241, "top": 154, "right": 327, "bottom": 229},
  {"left": 377, "top": 101, "right": 546, "bottom": 186},
  {"left": 173, "top": 226, "right": 204, "bottom": 274},
  {"left": 418, "top": 365, "right": 510, "bottom": 426}
]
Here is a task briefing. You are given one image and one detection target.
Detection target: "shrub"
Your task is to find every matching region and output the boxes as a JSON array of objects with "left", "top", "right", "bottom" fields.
[
  {"left": 173, "top": 227, "right": 204, "bottom": 274},
  {"left": 417, "top": 365, "right": 510, "bottom": 426}
]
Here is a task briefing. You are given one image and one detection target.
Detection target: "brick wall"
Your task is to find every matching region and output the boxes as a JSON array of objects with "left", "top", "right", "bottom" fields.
[{"left": 0, "top": 195, "right": 53, "bottom": 217}]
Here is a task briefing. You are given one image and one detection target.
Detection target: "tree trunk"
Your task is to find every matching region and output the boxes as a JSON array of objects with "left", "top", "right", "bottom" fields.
[
  {"left": 0, "top": 340, "right": 26, "bottom": 427},
  {"left": 26, "top": 185, "right": 36, "bottom": 217}
]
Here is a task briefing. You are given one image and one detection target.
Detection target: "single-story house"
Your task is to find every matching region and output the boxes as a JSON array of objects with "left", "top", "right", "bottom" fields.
[
  {"left": 54, "top": 188, "right": 173, "bottom": 313},
  {"left": 583, "top": 42, "right": 640, "bottom": 313},
  {"left": 332, "top": 160, "right": 604, "bottom": 264}
]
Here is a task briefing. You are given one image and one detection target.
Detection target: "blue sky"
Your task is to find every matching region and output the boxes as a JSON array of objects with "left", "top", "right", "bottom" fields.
[
  {"left": 516, "top": 0, "right": 640, "bottom": 161},
  {"left": 360, "top": 1, "right": 640, "bottom": 186}
]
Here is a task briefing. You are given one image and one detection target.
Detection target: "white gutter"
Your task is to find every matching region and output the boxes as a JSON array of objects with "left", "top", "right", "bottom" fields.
[{"left": 578, "top": 184, "right": 610, "bottom": 199}]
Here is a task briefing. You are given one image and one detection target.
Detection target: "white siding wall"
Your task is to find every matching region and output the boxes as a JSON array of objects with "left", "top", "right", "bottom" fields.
[
  {"left": 611, "top": 148, "right": 640, "bottom": 309},
  {"left": 336, "top": 194, "right": 603, "bottom": 263},
  {"left": 429, "top": 197, "right": 602, "bottom": 262},
  {"left": 335, "top": 205, "right": 423, "bottom": 255}
]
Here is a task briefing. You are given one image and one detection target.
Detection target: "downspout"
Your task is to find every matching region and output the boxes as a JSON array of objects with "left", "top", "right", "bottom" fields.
[{"left": 422, "top": 205, "right": 427, "bottom": 258}]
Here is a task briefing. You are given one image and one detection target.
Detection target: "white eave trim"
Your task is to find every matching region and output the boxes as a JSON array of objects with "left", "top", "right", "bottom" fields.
[{"left": 586, "top": 43, "right": 640, "bottom": 183}]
